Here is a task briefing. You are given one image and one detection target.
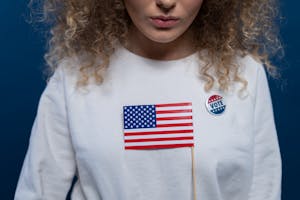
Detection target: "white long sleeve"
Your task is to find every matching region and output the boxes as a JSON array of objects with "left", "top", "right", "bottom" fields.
[
  {"left": 247, "top": 66, "right": 282, "bottom": 200},
  {"left": 15, "top": 45, "right": 282, "bottom": 200},
  {"left": 14, "top": 66, "right": 76, "bottom": 199}
]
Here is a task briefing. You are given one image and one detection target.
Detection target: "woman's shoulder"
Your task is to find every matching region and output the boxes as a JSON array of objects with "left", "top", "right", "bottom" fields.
[
  {"left": 236, "top": 54, "right": 266, "bottom": 81},
  {"left": 231, "top": 53, "right": 272, "bottom": 103},
  {"left": 236, "top": 53, "right": 269, "bottom": 89},
  {"left": 56, "top": 53, "right": 86, "bottom": 76},
  {"left": 48, "top": 54, "right": 86, "bottom": 96}
]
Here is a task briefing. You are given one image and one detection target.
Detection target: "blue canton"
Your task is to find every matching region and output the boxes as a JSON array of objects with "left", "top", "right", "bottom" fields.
[{"left": 123, "top": 105, "right": 156, "bottom": 129}]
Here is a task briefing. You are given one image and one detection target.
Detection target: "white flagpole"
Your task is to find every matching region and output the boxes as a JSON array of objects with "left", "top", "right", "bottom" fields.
[{"left": 191, "top": 146, "right": 197, "bottom": 200}]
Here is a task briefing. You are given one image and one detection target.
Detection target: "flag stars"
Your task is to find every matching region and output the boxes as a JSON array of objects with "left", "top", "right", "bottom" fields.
[{"left": 123, "top": 104, "right": 156, "bottom": 129}]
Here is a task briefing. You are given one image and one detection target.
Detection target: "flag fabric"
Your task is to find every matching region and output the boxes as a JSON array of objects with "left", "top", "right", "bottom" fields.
[{"left": 123, "top": 102, "right": 194, "bottom": 150}]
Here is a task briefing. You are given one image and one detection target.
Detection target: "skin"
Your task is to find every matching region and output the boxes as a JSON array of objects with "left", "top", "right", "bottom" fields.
[{"left": 123, "top": 0, "right": 203, "bottom": 60}]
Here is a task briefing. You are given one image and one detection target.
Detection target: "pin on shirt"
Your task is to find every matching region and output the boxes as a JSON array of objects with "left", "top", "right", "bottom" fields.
[{"left": 206, "top": 95, "right": 226, "bottom": 115}]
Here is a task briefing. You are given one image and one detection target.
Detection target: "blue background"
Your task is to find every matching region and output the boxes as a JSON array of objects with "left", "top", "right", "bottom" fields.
[{"left": 1, "top": 0, "right": 299, "bottom": 199}]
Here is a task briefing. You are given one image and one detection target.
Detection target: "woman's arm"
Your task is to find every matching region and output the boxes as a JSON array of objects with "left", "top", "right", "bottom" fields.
[
  {"left": 248, "top": 65, "right": 282, "bottom": 200},
  {"left": 14, "top": 65, "right": 76, "bottom": 199}
]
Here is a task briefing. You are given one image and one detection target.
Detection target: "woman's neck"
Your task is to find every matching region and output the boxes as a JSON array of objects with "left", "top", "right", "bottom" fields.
[{"left": 124, "top": 25, "right": 196, "bottom": 61}]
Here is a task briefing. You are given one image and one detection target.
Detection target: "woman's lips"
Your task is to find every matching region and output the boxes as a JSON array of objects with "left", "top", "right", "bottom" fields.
[{"left": 149, "top": 16, "right": 179, "bottom": 28}]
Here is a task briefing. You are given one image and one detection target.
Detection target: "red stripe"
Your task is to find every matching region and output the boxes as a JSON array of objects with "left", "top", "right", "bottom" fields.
[
  {"left": 156, "top": 116, "right": 192, "bottom": 121},
  {"left": 125, "top": 143, "right": 194, "bottom": 150},
  {"left": 155, "top": 102, "right": 192, "bottom": 107},
  {"left": 156, "top": 109, "right": 192, "bottom": 114},
  {"left": 156, "top": 123, "right": 193, "bottom": 128},
  {"left": 125, "top": 136, "right": 194, "bottom": 143},
  {"left": 124, "top": 129, "right": 193, "bottom": 136}
]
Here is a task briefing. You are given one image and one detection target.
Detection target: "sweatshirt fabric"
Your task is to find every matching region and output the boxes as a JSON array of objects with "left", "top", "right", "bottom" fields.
[{"left": 15, "top": 45, "right": 282, "bottom": 200}]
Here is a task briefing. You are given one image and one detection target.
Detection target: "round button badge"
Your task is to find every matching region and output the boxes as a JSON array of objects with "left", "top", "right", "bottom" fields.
[{"left": 206, "top": 94, "right": 226, "bottom": 115}]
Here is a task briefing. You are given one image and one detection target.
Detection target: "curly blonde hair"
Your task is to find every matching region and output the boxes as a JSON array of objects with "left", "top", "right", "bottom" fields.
[{"left": 29, "top": 0, "right": 283, "bottom": 92}]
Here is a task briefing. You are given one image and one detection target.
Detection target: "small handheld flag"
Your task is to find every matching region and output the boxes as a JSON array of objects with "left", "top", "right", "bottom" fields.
[{"left": 123, "top": 102, "right": 194, "bottom": 150}]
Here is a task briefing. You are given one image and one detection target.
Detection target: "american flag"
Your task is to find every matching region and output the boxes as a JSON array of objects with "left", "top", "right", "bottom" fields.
[{"left": 123, "top": 102, "right": 194, "bottom": 150}]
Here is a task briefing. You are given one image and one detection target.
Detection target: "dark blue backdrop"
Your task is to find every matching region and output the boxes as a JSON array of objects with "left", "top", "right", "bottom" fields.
[{"left": 1, "top": 0, "right": 299, "bottom": 199}]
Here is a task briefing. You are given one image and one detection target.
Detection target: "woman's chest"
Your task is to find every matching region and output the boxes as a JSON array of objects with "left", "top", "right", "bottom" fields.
[{"left": 67, "top": 78, "right": 255, "bottom": 170}]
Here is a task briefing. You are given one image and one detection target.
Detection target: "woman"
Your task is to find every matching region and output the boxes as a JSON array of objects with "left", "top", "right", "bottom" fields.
[{"left": 15, "top": 0, "right": 282, "bottom": 199}]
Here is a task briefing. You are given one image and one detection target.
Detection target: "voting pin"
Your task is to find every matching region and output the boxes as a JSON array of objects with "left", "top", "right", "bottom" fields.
[{"left": 206, "top": 94, "right": 226, "bottom": 115}]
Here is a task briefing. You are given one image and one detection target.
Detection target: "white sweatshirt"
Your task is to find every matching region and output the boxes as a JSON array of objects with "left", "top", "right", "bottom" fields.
[{"left": 15, "top": 45, "right": 282, "bottom": 200}]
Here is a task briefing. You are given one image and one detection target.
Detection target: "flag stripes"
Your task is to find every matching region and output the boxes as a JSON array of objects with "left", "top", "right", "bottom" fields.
[{"left": 123, "top": 102, "right": 194, "bottom": 150}]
